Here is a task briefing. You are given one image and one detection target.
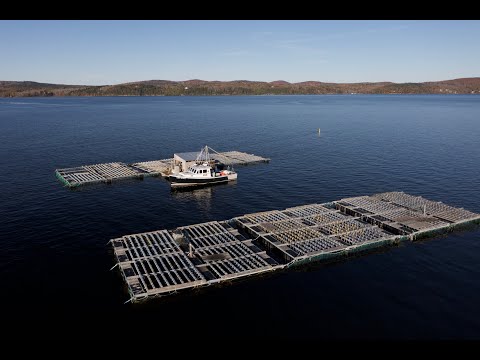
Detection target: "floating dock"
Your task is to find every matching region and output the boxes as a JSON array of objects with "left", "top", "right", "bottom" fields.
[
  {"left": 110, "top": 192, "right": 480, "bottom": 303},
  {"left": 55, "top": 150, "right": 269, "bottom": 188}
]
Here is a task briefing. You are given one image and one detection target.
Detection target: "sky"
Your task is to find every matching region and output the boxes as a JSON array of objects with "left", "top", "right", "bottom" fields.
[{"left": 1, "top": 20, "right": 479, "bottom": 85}]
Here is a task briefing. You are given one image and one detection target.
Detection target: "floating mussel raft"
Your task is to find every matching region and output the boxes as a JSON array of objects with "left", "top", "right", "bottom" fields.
[{"left": 110, "top": 192, "right": 480, "bottom": 303}]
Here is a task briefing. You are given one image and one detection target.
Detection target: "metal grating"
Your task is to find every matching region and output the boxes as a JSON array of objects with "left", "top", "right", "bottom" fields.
[
  {"left": 131, "top": 159, "right": 172, "bottom": 175},
  {"left": 84, "top": 162, "right": 141, "bottom": 179},
  {"left": 121, "top": 231, "right": 181, "bottom": 260},
  {"left": 318, "top": 219, "right": 370, "bottom": 236},
  {"left": 374, "top": 208, "right": 425, "bottom": 222},
  {"left": 179, "top": 221, "right": 230, "bottom": 240},
  {"left": 287, "top": 236, "right": 344, "bottom": 255},
  {"left": 112, "top": 229, "right": 207, "bottom": 297},
  {"left": 303, "top": 211, "right": 352, "bottom": 226},
  {"left": 129, "top": 253, "right": 206, "bottom": 291},
  {"left": 258, "top": 218, "right": 310, "bottom": 233},
  {"left": 266, "top": 227, "right": 324, "bottom": 244},
  {"left": 111, "top": 192, "right": 480, "bottom": 302},
  {"left": 189, "top": 232, "right": 239, "bottom": 248},
  {"left": 336, "top": 227, "right": 390, "bottom": 246},
  {"left": 339, "top": 196, "right": 402, "bottom": 214},
  {"left": 216, "top": 151, "right": 270, "bottom": 165},
  {"left": 282, "top": 204, "right": 332, "bottom": 218},
  {"left": 375, "top": 208, "right": 448, "bottom": 231},
  {"left": 245, "top": 210, "right": 290, "bottom": 224},
  {"left": 371, "top": 192, "right": 453, "bottom": 214},
  {"left": 434, "top": 208, "right": 480, "bottom": 223},
  {"left": 195, "top": 241, "right": 254, "bottom": 258},
  {"left": 205, "top": 254, "right": 272, "bottom": 280},
  {"left": 56, "top": 166, "right": 105, "bottom": 185}
]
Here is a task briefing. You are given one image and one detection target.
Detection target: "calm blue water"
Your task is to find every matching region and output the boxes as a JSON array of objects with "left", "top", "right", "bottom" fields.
[{"left": 1, "top": 95, "right": 479, "bottom": 339}]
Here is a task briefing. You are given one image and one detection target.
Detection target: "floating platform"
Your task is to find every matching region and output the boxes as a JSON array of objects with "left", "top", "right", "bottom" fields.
[
  {"left": 110, "top": 192, "right": 480, "bottom": 303},
  {"left": 55, "top": 150, "right": 269, "bottom": 188},
  {"left": 55, "top": 162, "right": 152, "bottom": 187}
]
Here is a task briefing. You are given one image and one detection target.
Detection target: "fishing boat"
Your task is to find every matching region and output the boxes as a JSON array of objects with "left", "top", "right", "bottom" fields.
[{"left": 168, "top": 146, "right": 237, "bottom": 189}]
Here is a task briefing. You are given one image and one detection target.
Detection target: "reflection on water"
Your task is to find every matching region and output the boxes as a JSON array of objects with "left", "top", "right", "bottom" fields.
[{"left": 169, "top": 181, "right": 237, "bottom": 211}]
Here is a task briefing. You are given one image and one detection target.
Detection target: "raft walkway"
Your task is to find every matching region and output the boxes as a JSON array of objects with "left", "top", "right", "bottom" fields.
[
  {"left": 110, "top": 191, "right": 480, "bottom": 303},
  {"left": 55, "top": 151, "right": 269, "bottom": 188}
]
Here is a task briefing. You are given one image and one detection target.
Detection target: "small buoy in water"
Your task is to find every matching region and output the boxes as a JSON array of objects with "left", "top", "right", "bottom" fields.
[{"left": 317, "top": 128, "right": 321, "bottom": 135}]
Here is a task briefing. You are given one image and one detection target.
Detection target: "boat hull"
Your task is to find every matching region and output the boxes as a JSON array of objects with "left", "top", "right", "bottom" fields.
[{"left": 168, "top": 175, "right": 232, "bottom": 188}]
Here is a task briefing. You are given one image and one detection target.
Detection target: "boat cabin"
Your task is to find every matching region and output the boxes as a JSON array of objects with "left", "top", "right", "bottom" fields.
[{"left": 186, "top": 163, "right": 214, "bottom": 177}]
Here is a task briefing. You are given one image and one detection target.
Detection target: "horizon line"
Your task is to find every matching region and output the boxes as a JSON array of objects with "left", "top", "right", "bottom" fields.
[{"left": 2, "top": 76, "right": 480, "bottom": 87}]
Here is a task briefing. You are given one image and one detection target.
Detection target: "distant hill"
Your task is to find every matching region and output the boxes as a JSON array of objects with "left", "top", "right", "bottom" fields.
[{"left": 1, "top": 78, "right": 479, "bottom": 97}]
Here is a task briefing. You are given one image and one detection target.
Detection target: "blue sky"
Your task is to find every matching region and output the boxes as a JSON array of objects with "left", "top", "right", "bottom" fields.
[{"left": 1, "top": 20, "right": 479, "bottom": 85}]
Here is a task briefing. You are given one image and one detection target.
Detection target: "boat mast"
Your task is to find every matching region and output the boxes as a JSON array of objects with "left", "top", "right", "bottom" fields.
[{"left": 195, "top": 145, "right": 210, "bottom": 164}]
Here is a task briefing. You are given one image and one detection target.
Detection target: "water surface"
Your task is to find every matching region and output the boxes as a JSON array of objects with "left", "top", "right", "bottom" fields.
[{"left": 1, "top": 95, "right": 479, "bottom": 339}]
